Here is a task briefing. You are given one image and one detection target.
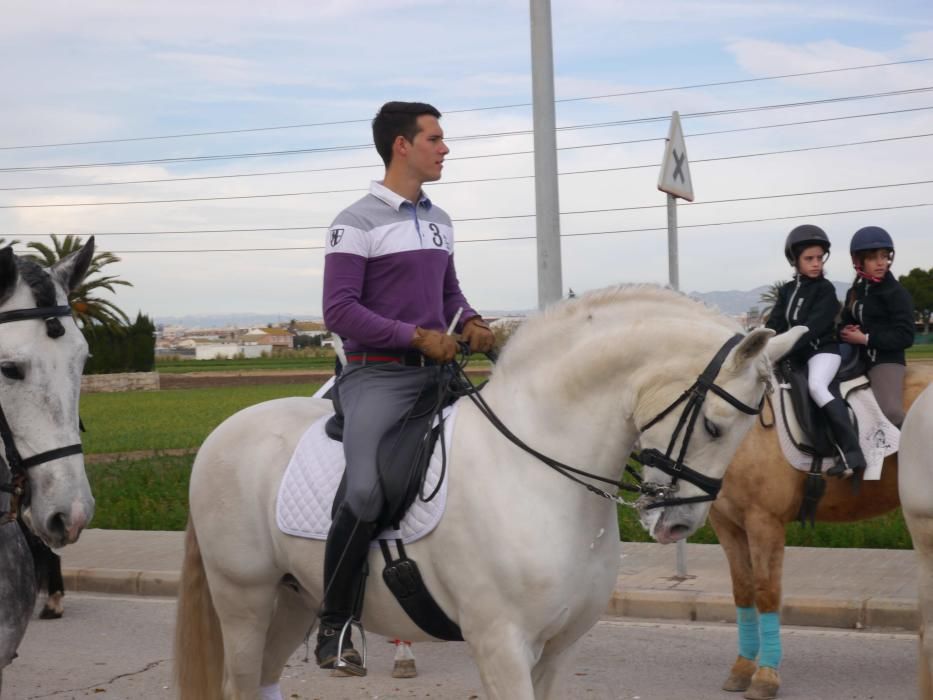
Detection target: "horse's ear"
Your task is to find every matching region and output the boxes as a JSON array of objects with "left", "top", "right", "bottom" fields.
[
  {"left": 724, "top": 328, "right": 775, "bottom": 373},
  {"left": 763, "top": 326, "right": 807, "bottom": 365},
  {"left": 0, "top": 246, "right": 18, "bottom": 304},
  {"left": 51, "top": 236, "right": 95, "bottom": 293}
]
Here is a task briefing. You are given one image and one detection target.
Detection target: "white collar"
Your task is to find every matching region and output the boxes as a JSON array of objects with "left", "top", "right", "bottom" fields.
[{"left": 369, "top": 181, "right": 432, "bottom": 211}]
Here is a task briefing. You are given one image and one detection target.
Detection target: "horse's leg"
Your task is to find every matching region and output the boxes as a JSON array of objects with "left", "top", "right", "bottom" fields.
[
  {"left": 210, "top": 578, "right": 279, "bottom": 699},
  {"left": 258, "top": 582, "right": 317, "bottom": 700},
  {"left": 709, "top": 507, "right": 759, "bottom": 693},
  {"left": 39, "top": 550, "right": 64, "bottom": 620},
  {"left": 743, "top": 513, "right": 787, "bottom": 700},
  {"left": 469, "top": 624, "right": 536, "bottom": 700},
  {"left": 906, "top": 513, "right": 933, "bottom": 700},
  {"left": 530, "top": 638, "right": 577, "bottom": 700}
]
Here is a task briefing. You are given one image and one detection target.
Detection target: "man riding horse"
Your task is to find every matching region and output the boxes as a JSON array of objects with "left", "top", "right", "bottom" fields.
[{"left": 316, "top": 101, "right": 495, "bottom": 670}]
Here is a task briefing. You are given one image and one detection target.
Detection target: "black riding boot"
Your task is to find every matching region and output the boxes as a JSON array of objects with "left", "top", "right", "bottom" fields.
[
  {"left": 315, "top": 503, "right": 377, "bottom": 671},
  {"left": 822, "top": 398, "right": 867, "bottom": 478}
]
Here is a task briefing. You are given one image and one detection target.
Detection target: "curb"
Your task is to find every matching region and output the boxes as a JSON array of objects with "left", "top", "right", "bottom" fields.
[{"left": 64, "top": 567, "right": 918, "bottom": 632}]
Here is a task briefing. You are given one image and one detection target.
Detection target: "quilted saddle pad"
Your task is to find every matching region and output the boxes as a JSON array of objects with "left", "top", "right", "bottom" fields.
[{"left": 276, "top": 404, "right": 457, "bottom": 544}]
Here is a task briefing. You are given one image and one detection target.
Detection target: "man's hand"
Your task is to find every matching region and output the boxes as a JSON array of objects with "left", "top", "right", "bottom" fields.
[
  {"left": 411, "top": 327, "right": 458, "bottom": 363},
  {"left": 461, "top": 316, "right": 496, "bottom": 354}
]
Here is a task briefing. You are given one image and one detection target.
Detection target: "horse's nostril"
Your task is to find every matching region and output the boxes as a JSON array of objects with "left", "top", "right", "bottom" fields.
[{"left": 46, "top": 512, "right": 67, "bottom": 542}]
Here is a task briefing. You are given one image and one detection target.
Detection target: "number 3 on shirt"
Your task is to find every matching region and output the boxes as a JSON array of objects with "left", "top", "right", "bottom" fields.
[{"left": 429, "top": 222, "right": 444, "bottom": 248}]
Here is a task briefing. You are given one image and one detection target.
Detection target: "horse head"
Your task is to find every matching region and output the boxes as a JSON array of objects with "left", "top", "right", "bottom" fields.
[
  {"left": 634, "top": 324, "right": 805, "bottom": 543},
  {"left": 0, "top": 239, "right": 96, "bottom": 548}
]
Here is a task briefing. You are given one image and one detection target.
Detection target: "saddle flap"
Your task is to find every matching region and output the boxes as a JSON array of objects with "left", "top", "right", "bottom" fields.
[{"left": 777, "top": 360, "right": 836, "bottom": 458}]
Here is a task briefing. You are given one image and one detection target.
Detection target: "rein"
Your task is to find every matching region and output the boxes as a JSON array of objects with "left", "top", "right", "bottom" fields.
[
  {"left": 443, "top": 333, "right": 764, "bottom": 512},
  {"left": 0, "top": 304, "right": 83, "bottom": 523}
]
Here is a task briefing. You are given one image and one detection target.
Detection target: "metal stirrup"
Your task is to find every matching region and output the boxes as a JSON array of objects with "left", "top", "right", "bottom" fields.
[{"left": 335, "top": 619, "right": 367, "bottom": 677}]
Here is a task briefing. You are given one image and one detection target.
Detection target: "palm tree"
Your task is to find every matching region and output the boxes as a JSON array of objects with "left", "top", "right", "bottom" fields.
[
  {"left": 758, "top": 280, "right": 786, "bottom": 323},
  {"left": 26, "top": 234, "right": 133, "bottom": 328}
]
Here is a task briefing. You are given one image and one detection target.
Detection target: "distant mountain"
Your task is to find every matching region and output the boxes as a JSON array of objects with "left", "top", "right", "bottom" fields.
[
  {"left": 157, "top": 281, "right": 854, "bottom": 328},
  {"left": 690, "top": 280, "right": 851, "bottom": 316}
]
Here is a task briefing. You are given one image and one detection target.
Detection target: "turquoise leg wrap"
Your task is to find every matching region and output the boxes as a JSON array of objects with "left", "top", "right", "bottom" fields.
[
  {"left": 736, "top": 606, "right": 760, "bottom": 660},
  {"left": 759, "top": 612, "right": 782, "bottom": 668}
]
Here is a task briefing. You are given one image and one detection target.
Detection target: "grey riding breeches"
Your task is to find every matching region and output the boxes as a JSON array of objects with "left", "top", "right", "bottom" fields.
[
  {"left": 335, "top": 362, "right": 438, "bottom": 523},
  {"left": 868, "top": 362, "right": 906, "bottom": 427}
]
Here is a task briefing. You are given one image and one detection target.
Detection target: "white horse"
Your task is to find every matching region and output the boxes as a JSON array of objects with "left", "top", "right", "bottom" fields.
[
  {"left": 174, "top": 285, "right": 804, "bottom": 700},
  {"left": 899, "top": 381, "right": 933, "bottom": 698},
  {"left": 0, "top": 240, "right": 97, "bottom": 689}
]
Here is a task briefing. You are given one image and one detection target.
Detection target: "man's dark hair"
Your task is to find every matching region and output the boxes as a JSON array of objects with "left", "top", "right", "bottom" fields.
[{"left": 372, "top": 101, "right": 442, "bottom": 166}]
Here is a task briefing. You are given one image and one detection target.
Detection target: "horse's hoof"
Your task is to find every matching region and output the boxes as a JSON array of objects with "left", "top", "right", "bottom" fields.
[
  {"left": 392, "top": 659, "right": 417, "bottom": 678},
  {"left": 744, "top": 666, "right": 780, "bottom": 700},
  {"left": 723, "top": 655, "right": 757, "bottom": 692}
]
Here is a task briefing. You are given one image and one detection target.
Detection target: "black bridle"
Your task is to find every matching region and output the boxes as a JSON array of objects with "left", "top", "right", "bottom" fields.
[
  {"left": 634, "top": 334, "right": 765, "bottom": 509},
  {"left": 0, "top": 304, "right": 83, "bottom": 522},
  {"left": 445, "top": 333, "right": 765, "bottom": 512}
]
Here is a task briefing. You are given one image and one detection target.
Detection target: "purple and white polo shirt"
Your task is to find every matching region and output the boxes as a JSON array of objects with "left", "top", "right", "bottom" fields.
[{"left": 323, "top": 181, "right": 477, "bottom": 354}]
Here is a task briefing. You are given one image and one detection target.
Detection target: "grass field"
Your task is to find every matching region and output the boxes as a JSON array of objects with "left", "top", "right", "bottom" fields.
[{"left": 81, "top": 382, "right": 323, "bottom": 453}]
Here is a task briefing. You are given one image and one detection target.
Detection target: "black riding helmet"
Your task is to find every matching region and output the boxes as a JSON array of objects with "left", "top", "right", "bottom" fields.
[{"left": 784, "top": 224, "right": 830, "bottom": 266}]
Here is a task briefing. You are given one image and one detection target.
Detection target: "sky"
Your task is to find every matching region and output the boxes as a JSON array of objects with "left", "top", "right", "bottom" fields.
[{"left": 1, "top": 0, "right": 931, "bottom": 322}]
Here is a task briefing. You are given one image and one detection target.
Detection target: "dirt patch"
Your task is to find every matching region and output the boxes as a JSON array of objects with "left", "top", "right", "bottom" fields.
[{"left": 159, "top": 371, "right": 334, "bottom": 389}]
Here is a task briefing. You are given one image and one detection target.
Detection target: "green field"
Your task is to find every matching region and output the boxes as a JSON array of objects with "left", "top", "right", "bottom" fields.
[{"left": 81, "top": 382, "right": 322, "bottom": 453}]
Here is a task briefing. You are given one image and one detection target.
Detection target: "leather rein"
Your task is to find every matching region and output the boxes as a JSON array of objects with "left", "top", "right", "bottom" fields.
[
  {"left": 447, "top": 333, "right": 765, "bottom": 512},
  {"left": 0, "top": 304, "right": 83, "bottom": 523}
]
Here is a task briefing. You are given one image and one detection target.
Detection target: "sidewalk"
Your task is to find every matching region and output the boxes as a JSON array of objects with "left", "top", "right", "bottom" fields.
[{"left": 59, "top": 529, "right": 919, "bottom": 631}]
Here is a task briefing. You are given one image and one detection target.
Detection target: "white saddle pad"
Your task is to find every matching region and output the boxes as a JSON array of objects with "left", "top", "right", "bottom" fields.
[
  {"left": 775, "top": 378, "right": 899, "bottom": 479},
  {"left": 276, "top": 403, "right": 458, "bottom": 544}
]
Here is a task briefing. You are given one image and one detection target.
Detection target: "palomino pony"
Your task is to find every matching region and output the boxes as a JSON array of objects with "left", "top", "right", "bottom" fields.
[
  {"left": 175, "top": 285, "right": 803, "bottom": 700},
  {"left": 0, "top": 240, "right": 96, "bottom": 691},
  {"left": 709, "top": 362, "right": 933, "bottom": 699}
]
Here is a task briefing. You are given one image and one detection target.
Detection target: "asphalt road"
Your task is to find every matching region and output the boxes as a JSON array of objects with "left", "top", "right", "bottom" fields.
[{"left": 4, "top": 594, "right": 916, "bottom": 700}]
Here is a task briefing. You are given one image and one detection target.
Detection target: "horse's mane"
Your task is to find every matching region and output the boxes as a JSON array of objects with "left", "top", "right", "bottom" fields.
[{"left": 498, "top": 284, "right": 738, "bottom": 371}]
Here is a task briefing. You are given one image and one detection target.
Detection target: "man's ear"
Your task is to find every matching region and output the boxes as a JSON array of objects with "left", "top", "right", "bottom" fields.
[{"left": 393, "top": 134, "right": 409, "bottom": 158}]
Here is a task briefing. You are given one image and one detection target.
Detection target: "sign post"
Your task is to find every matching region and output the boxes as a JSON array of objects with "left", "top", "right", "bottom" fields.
[
  {"left": 657, "top": 111, "right": 694, "bottom": 292},
  {"left": 657, "top": 111, "right": 694, "bottom": 578}
]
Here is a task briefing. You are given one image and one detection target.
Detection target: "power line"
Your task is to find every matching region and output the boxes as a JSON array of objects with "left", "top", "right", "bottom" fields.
[
  {"left": 7, "top": 178, "right": 931, "bottom": 237},
  {"left": 2, "top": 86, "right": 931, "bottom": 174},
  {"left": 2, "top": 57, "right": 930, "bottom": 152},
  {"left": 33, "top": 202, "right": 926, "bottom": 254},
  {"left": 4, "top": 131, "right": 931, "bottom": 209},
  {"left": 5, "top": 104, "right": 932, "bottom": 193}
]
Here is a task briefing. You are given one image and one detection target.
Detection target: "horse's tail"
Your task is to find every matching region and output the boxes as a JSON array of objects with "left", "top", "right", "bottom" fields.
[{"left": 174, "top": 518, "right": 224, "bottom": 699}]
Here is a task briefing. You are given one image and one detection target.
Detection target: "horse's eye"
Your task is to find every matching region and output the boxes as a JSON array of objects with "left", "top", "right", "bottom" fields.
[
  {"left": 1, "top": 362, "right": 24, "bottom": 380},
  {"left": 704, "top": 417, "right": 721, "bottom": 439}
]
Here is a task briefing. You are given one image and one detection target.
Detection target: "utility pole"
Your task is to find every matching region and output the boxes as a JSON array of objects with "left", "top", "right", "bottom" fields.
[{"left": 529, "top": 0, "right": 562, "bottom": 310}]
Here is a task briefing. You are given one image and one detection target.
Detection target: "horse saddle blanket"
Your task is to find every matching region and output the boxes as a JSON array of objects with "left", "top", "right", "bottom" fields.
[
  {"left": 775, "top": 378, "right": 899, "bottom": 479},
  {"left": 275, "top": 404, "right": 457, "bottom": 544}
]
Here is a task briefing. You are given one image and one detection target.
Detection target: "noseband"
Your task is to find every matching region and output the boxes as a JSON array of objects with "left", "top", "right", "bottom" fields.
[
  {"left": 634, "top": 334, "right": 764, "bottom": 510},
  {"left": 0, "top": 304, "right": 83, "bottom": 522}
]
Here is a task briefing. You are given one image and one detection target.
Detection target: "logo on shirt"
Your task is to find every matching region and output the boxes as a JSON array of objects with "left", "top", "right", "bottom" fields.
[{"left": 329, "top": 228, "right": 344, "bottom": 247}]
